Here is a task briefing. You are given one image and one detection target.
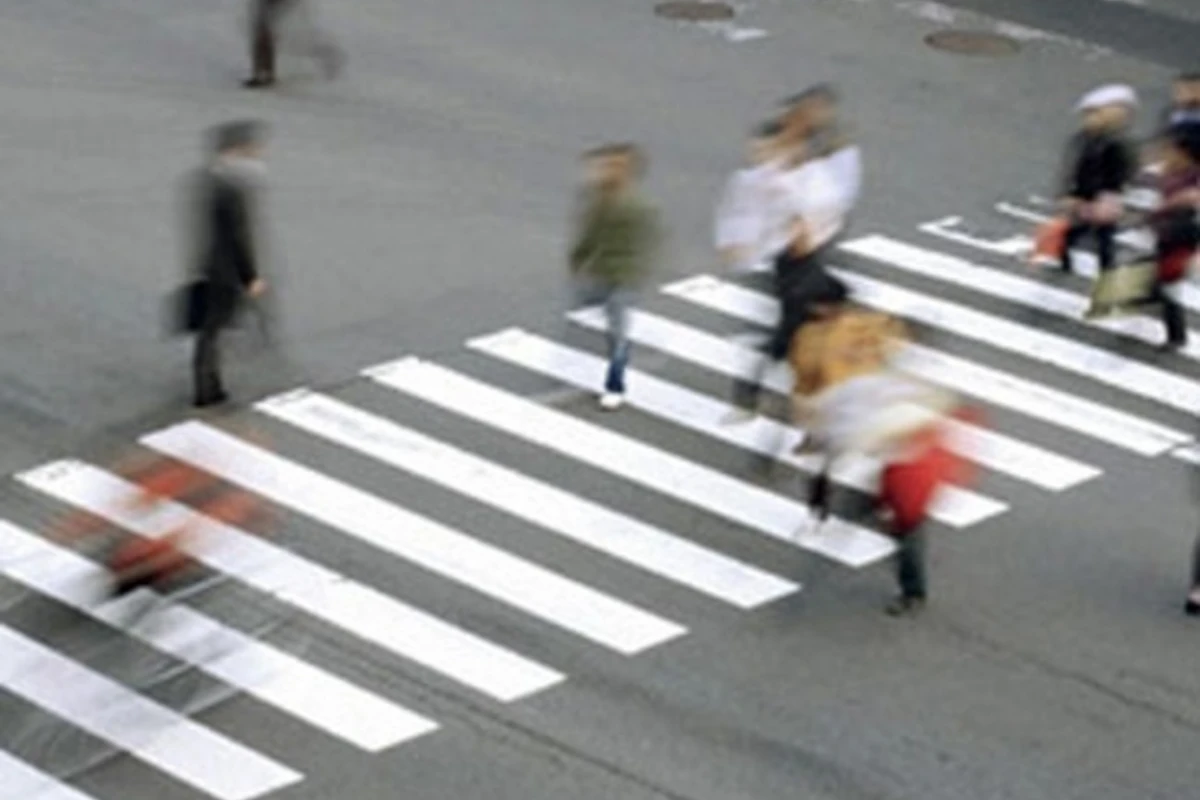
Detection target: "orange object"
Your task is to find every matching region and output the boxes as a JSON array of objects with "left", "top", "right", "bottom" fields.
[
  {"left": 1030, "top": 217, "right": 1070, "bottom": 265},
  {"left": 879, "top": 408, "right": 980, "bottom": 534}
]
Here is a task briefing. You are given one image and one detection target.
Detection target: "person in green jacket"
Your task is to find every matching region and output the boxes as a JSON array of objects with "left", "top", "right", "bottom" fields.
[{"left": 569, "top": 143, "right": 661, "bottom": 410}]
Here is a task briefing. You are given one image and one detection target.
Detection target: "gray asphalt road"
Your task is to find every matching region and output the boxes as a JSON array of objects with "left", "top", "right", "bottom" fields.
[{"left": 3, "top": 1, "right": 1200, "bottom": 800}]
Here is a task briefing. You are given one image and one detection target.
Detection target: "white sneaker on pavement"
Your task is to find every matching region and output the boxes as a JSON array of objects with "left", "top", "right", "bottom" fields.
[{"left": 599, "top": 392, "right": 625, "bottom": 411}]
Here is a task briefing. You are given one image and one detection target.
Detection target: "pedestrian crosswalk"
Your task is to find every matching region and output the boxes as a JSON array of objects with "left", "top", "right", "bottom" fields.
[{"left": 2, "top": 197, "right": 1198, "bottom": 800}]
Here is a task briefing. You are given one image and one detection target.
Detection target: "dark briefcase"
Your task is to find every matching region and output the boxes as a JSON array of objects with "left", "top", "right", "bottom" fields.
[{"left": 169, "top": 280, "right": 209, "bottom": 334}]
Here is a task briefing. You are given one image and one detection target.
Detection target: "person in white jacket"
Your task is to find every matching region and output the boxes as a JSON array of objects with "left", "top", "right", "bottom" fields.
[{"left": 714, "top": 120, "right": 788, "bottom": 273}]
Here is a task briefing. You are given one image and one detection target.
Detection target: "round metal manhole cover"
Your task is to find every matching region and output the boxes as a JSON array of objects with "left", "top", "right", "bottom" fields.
[
  {"left": 654, "top": 1, "right": 736, "bottom": 22},
  {"left": 925, "top": 29, "right": 1021, "bottom": 56}
]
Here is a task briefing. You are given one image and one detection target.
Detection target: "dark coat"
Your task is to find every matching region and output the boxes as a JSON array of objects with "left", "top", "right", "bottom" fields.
[
  {"left": 1060, "top": 129, "right": 1135, "bottom": 201},
  {"left": 192, "top": 166, "right": 261, "bottom": 325}
]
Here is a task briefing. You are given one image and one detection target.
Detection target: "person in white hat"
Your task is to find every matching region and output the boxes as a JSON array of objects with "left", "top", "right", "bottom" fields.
[{"left": 1056, "top": 84, "right": 1138, "bottom": 280}]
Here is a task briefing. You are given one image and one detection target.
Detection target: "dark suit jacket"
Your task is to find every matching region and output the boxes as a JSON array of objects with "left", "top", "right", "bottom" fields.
[{"left": 191, "top": 166, "right": 261, "bottom": 326}]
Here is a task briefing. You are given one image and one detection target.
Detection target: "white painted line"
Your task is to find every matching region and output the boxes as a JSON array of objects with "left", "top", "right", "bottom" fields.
[
  {"left": 366, "top": 357, "right": 897, "bottom": 568},
  {"left": 0, "top": 520, "right": 435, "bottom": 752},
  {"left": 471, "top": 328, "right": 1008, "bottom": 528},
  {"left": 842, "top": 235, "right": 1200, "bottom": 360},
  {"left": 186, "top": 408, "right": 686, "bottom": 654},
  {"left": 569, "top": 306, "right": 1098, "bottom": 491},
  {"left": 1171, "top": 443, "right": 1200, "bottom": 466},
  {"left": 661, "top": 276, "right": 1190, "bottom": 456},
  {"left": 255, "top": 391, "right": 793, "bottom": 609},
  {"left": 0, "top": 624, "right": 301, "bottom": 800},
  {"left": 918, "top": 216, "right": 1031, "bottom": 256},
  {"left": 0, "top": 750, "right": 97, "bottom": 800},
  {"left": 824, "top": 268, "right": 1200, "bottom": 416},
  {"left": 994, "top": 202, "right": 1156, "bottom": 251},
  {"left": 18, "top": 460, "right": 562, "bottom": 703}
]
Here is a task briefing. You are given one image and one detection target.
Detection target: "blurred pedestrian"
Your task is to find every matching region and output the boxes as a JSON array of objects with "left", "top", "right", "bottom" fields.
[
  {"left": 189, "top": 120, "right": 270, "bottom": 407},
  {"left": 714, "top": 119, "right": 788, "bottom": 273},
  {"left": 1140, "top": 123, "right": 1200, "bottom": 350},
  {"left": 245, "top": 0, "right": 343, "bottom": 89},
  {"left": 1058, "top": 84, "right": 1138, "bottom": 282},
  {"left": 569, "top": 143, "right": 661, "bottom": 410}
]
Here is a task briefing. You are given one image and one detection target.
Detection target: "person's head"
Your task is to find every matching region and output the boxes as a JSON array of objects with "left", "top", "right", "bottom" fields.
[
  {"left": 209, "top": 119, "right": 266, "bottom": 162},
  {"left": 583, "top": 142, "right": 645, "bottom": 192},
  {"left": 781, "top": 84, "right": 838, "bottom": 140},
  {"left": 1162, "top": 123, "right": 1200, "bottom": 172},
  {"left": 1076, "top": 84, "right": 1138, "bottom": 131},
  {"left": 748, "top": 119, "right": 784, "bottom": 165},
  {"left": 1172, "top": 72, "right": 1200, "bottom": 110}
]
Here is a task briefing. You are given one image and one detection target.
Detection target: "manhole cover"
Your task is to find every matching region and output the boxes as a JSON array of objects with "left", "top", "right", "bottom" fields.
[
  {"left": 925, "top": 29, "right": 1021, "bottom": 56},
  {"left": 654, "top": 1, "right": 736, "bottom": 21}
]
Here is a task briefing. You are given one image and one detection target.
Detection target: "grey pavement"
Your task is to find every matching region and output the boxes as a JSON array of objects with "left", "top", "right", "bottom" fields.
[{"left": 2, "top": 1, "right": 1200, "bottom": 800}]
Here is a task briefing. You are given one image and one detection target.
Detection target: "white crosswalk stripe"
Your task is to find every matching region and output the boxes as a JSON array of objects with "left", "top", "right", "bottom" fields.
[
  {"left": 255, "top": 389, "right": 796, "bottom": 609},
  {"left": 567, "top": 306, "right": 1100, "bottom": 490},
  {"left": 144, "top": 418, "right": 686, "bottom": 655},
  {"left": 468, "top": 327, "right": 1008, "bottom": 527},
  {"left": 367, "top": 356, "right": 898, "bottom": 568},
  {"left": 0, "top": 623, "right": 302, "bottom": 800},
  {"left": 6, "top": 196, "right": 1200, "bottom": 799}
]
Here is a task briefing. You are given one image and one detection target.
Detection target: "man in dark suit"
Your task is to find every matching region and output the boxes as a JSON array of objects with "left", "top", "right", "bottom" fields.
[
  {"left": 190, "top": 121, "right": 269, "bottom": 407},
  {"left": 245, "top": 0, "right": 343, "bottom": 88}
]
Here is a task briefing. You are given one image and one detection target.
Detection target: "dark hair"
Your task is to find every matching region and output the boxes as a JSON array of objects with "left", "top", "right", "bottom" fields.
[
  {"left": 754, "top": 119, "right": 784, "bottom": 139},
  {"left": 782, "top": 83, "right": 838, "bottom": 109},
  {"left": 583, "top": 142, "right": 646, "bottom": 176},
  {"left": 209, "top": 119, "right": 265, "bottom": 154},
  {"left": 1177, "top": 71, "right": 1200, "bottom": 84},
  {"left": 1168, "top": 122, "right": 1200, "bottom": 162}
]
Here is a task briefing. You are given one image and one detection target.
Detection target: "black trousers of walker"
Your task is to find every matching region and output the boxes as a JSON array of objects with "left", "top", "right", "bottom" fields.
[
  {"left": 1062, "top": 222, "right": 1117, "bottom": 273},
  {"left": 193, "top": 289, "right": 240, "bottom": 405}
]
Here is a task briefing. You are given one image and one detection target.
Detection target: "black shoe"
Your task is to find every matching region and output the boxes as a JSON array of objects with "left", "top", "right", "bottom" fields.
[
  {"left": 886, "top": 595, "right": 926, "bottom": 617},
  {"left": 193, "top": 391, "right": 229, "bottom": 408},
  {"left": 1185, "top": 600, "right": 1200, "bottom": 616},
  {"left": 243, "top": 75, "right": 275, "bottom": 89},
  {"left": 1159, "top": 340, "right": 1185, "bottom": 353}
]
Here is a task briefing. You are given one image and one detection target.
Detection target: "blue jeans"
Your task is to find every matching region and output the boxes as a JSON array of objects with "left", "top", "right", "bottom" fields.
[{"left": 571, "top": 278, "right": 633, "bottom": 393}]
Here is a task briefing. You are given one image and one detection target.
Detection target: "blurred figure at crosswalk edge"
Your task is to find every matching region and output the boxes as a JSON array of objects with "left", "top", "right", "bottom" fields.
[
  {"left": 724, "top": 84, "right": 860, "bottom": 423},
  {"left": 189, "top": 120, "right": 270, "bottom": 408},
  {"left": 1139, "top": 123, "right": 1200, "bottom": 351},
  {"left": 1056, "top": 85, "right": 1137, "bottom": 287},
  {"left": 789, "top": 295, "right": 971, "bottom": 616},
  {"left": 568, "top": 143, "right": 661, "bottom": 410},
  {"left": 714, "top": 119, "right": 788, "bottom": 273},
  {"left": 244, "top": 0, "right": 344, "bottom": 89}
]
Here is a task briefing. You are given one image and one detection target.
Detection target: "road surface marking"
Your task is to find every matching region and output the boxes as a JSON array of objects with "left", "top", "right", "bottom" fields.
[
  {"left": 0, "top": 519, "right": 436, "bottom": 752},
  {"left": 842, "top": 235, "right": 1200, "bottom": 360},
  {"left": 366, "top": 357, "right": 897, "bottom": 568},
  {"left": 472, "top": 327, "right": 1007, "bottom": 528},
  {"left": 661, "top": 276, "right": 1190, "bottom": 455},
  {"left": 186, "top": 407, "right": 687, "bottom": 654},
  {"left": 0, "top": 750, "right": 97, "bottom": 800},
  {"left": 20, "top": 459, "right": 562, "bottom": 703},
  {"left": 569, "top": 305, "right": 1098, "bottom": 490},
  {"left": 255, "top": 390, "right": 794, "bottom": 609},
  {"left": 0, "top": 623, "right": 301, "bottom": 800}
]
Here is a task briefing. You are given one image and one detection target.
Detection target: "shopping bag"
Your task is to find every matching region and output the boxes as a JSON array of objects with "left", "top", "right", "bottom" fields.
[
  {"left": 1085, "top": 261, "right": 1155, "bottom": 317},
  {"left": 1029, "top": 217, "right": 1070, "bottom": 266}
]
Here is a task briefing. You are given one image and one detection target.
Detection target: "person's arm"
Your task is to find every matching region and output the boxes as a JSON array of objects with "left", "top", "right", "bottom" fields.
[
  {"left": 230, "top": 184, "right": 266, "bottom": 295},
  {"left": 569, "top": 199, "right": 604, "bottom": 274}
]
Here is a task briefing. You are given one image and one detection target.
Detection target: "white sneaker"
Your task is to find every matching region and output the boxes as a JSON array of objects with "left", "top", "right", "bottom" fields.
[{"left": 599, "top": 392, "right": 625, "bottom": 410}]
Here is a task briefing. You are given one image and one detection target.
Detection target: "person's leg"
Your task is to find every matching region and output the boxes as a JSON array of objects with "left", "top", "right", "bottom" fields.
[
  {"left": 1061, "top": 221, "right": 1086, "bottom": 273},
  {"left": 1095, "top": 224, "right": 1118, "bottom": 272},
  {"left": 246, "top": 1, "right": 277, "bottom": 86},
  {"left": 1187, "top": 532, "right": 1200, "bottom": 615},
  {"left": 1161, "top": 284, "right": 1187, "bottom": 348},
  {"left": 603, "top": 288, "right": 632, "bottom": 396},
  {"left": 887, "top": 527, "right": 927, "bottom": 615}
]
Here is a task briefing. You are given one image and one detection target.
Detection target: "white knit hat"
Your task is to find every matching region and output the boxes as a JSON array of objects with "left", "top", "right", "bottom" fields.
[{"left": 1075, "top": 84, "right": 1139, "bottom": 113}]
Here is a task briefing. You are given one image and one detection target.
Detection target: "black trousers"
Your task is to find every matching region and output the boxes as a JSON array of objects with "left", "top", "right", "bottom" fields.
[
  {"left": 1062, "top": 222, "right": 1116, "bottom": 273},
  {"left": 250, "top": 0, "right": 339, "bottom": 80},
  {"left": 731, "top": 248, "right": 842, "bottom": 410},
  {"left": 193, "top": 290, "right": 239, "bottom": 404}
]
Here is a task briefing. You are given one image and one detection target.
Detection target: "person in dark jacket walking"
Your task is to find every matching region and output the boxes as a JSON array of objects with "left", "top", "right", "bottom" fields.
[
  {"left": 1144, "top": 124, "right": 1200, "bottom": 350},
  {"left": 190, "top": 121, "right": 269, "bottom": 407},
  {"left": 1058, "top": 85, "right": 1138, "bottom": 276},
  {"left": 245, "top": 0, "right": 343, "bottom": 89}
]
